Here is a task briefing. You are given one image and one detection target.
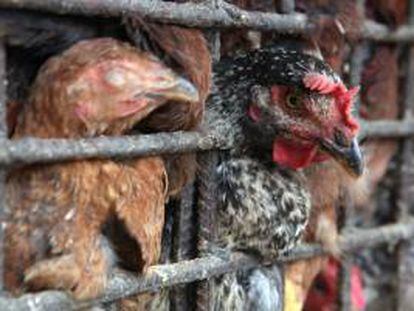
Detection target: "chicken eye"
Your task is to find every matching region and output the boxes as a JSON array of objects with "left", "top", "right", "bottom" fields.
[
  {"left": 105, "top": 69, "right": 126, "bottom": 87},
  {"left": 286, "top": 93, "right": 301, "bottom": 109},
  {"left": 334, "top": 129, "right": 349, "bottom": 147}
]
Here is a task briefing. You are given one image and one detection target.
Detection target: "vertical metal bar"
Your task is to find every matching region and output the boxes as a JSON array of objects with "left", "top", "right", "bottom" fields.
[
  {"left": 196, "top": 151, "right": 218, "bottom": 311},
  {"left": 278, "top": 0, "right": 295, "bottom": 14},
  {"left": 0, "top": 41, "right": 6, "bottom": 138},
  {"left": 348, "top": 44, "right": 366, "bottom": 111},
  {"left": 171, "top": 183, "right": 197, "bottom": 311},
  {"left": 396, "top": 2, "right": 414, "bottom": 309},
  {"left": 0, "top": 40, "right": 7, "bottom": 291},
  {"left": 205, "top": 0, "right": 221, "bottom": 63},
  {"left": 175, "top": 184, "right": 197, "bottom": 262},
  {"left": 339, "top": 1, "right": 365, "bottom": 307},
  {"left": 196, "top": 8, "right": 220, "bottom": 308},
  {"left": 338, "top": 199, "right": 355, "bottom": 311}
]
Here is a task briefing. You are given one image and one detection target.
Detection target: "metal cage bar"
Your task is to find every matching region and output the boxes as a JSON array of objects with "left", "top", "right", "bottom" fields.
[
  {"left": 1, "top": 0, "right": 414, "bottom": 42},
  {"left": 0, "top": 222, "right": 413, "bottom": 310},
  {"left": 0, "top": 119, "right": 410, "bottom": 168},
  {"left": 0, "top": 40, "right": 7, "bottom": 292},
  {"left": 195, "top": 152, "right": 219, "bottom": 311},
  {"left": 396, "top": 1, "right": 414, "bottom": 309},
  {"left": 170, "top": 183, "right": 197, "bottom": 310},
  {"left": 196, "top": 15, "right": 221, "bottom": 309},
  {"left": 1, "top": 1, "right": 414, "bottom": 310}
]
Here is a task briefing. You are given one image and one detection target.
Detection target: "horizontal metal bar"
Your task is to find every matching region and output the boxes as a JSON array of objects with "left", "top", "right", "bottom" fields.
[
  {"left": 1, "top": 1, "right": 414, "bottom": 42},
  {"left": 0, "top": 9, "right": 100, "bottom": 48},
  {"left": 0, "top": 1, "right": 309, "bottom": 33},
  {"left": 0, "top": 120, "right": 411, "bottom": 167},
  {"left": 363, "top": 20, "right": 414, "bottom": 42},
  {"left": 359, "top": 120, "right": 414, "bottom": 138},
  {"left": 0, "top": 221, "right": 412, "bottom": 311},
  {"left": 0, "top": 131, "right": 226, "bottom": 166}
]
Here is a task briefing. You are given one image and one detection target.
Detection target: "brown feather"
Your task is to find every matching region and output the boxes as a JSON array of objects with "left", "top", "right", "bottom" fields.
[{"left": 4, "top": 38, "right": 188, "bottom": 300}]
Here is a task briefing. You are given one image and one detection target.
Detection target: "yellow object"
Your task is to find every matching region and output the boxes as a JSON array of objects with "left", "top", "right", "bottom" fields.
[{"left": 284, "top": 277, "right": 304, "bottom": 311}]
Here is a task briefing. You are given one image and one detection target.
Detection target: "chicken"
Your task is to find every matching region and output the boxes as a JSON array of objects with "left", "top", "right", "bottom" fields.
[
  {"left": 125, "top": 17, "right": 212, "bottom": 196},
  {"left": 4, "top": 9, "right": 119, "bottom": 137},
  {"left": 285, "top": 47, "right": 399, "bottom": 311},
  {"left": 285, "top": 13, "right": 401, "bottom": 311},
  {"left": 303, "top": 258, "right": 365, "bottom": 311},
  {"left": 358, "top": 46, "right": 399, "bottom": 203},
  {"left": 205, "top": 43, "right": 363, "bottom": 310},
  {"left": 356, "top": 0, "right": 403, "bottom": 204},
  {"left": 119, "top": 19, "right": 212, "bottom": 310},
  {"left": 295, "top": 0, "right": 364, "bottom": 72},
  {"left": 366, "top": 0, "right": 407, "bottom": 27},
  {"left": 4, "top": 38, "right": 200, "bottom": 299},
  {"left": 280, "top": 1, "right": 366, "bottom": 308}
]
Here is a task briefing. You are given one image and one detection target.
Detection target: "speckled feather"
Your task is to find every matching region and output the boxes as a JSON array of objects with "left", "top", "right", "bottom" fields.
[{"left": 216, "top": 158, "right": 310, "bottom": 258}]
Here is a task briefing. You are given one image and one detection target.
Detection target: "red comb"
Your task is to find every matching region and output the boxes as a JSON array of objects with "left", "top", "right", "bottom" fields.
[{"left": 303, "top": 73, "right": 360, "bottom": 134}]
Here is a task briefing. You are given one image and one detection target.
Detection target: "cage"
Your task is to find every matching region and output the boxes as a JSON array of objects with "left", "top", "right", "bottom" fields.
[{"left": 0, "top": 1, "right": 413, "bottom": 310}]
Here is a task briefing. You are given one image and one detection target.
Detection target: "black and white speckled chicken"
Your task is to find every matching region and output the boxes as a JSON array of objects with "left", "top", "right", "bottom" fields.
[{"left": 205, "top": 44, "right": 364, "bottom": 310}]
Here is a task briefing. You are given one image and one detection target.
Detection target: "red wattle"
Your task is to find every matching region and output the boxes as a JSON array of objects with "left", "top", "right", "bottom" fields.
[
  {"left": 272, "top": 138, "right": 320, "bottom": 169},
  {"left": 351, "top": 265, "right": 366, "bottom": 310}
]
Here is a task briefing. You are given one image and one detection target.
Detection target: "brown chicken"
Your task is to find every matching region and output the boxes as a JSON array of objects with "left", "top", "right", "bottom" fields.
[
  {"left": 356, "top": 0, "right": 404, "bottom": 205},
  {"left": 296, "top": 0, "right": 364, "bottom": 72},
  {"left": 4, "top": 38, "right": 200, "bottom": 299},
  {"left": 120, "top": 18, "right": 212, "bottom": 310},
  {"left": 366, "top": 0, "right": 407, "bottom": 27},
  {"left": 358, "top": 46, "right": 399, "bottom": 203},
  {"left": 125, "top": 17, "right": 212, "bottom": 197}
]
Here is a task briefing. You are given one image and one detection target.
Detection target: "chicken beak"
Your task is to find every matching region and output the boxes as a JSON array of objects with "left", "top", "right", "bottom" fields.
[
  {"left": 154, "top": 76, "right": 200, "bottom": 103},
  {"left": 319, "top": 137, "right": 364, "bottom": 177}
]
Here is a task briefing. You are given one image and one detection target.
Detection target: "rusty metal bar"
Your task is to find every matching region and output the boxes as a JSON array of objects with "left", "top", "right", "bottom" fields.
[
  {"left": 1, "top": 2, "right": 414, "bottom": 310},
  {"left": 1, "top": 1, "right": 414, "bottom": 42},
  {"left": 170, "top": 184, "right": 197, "bottom": 311},
  {"left": 0, "top": 131, "right": 226, "bottom": 166},
  {"left": 338, "top": 202, "right": 354, "bottom": 311},
  {"left": 0, "top": 9, "right": 101, "bottom": 48},
  {"left": 195, "top": 152, "right": 219, "bottom": 311},
  {"left": 396, "top": 1, "right": 414, "bottom": 309},
  {"left": 359, "top": 119, "right": 414, "bottom": 137},
  {"left": 0, "top": 119, "right": 408, "bottom": 167},
  {"left": 0, "top": 221, "right": 411, "bottom": 311},
  {"left": 0, "top": 40, "right": 7, "bottom": 292},
  {"left": 0, "top": 1, "right": 309, "bottom": 33},
  {"left": 175, "top": 184, "right": 197, "bottom": 260},
  {"left": 195, "top": 14, "right": 221, "bottom": 309},
  {"left": 362, "top": 21, "right": 414, "bottom": 42}
]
